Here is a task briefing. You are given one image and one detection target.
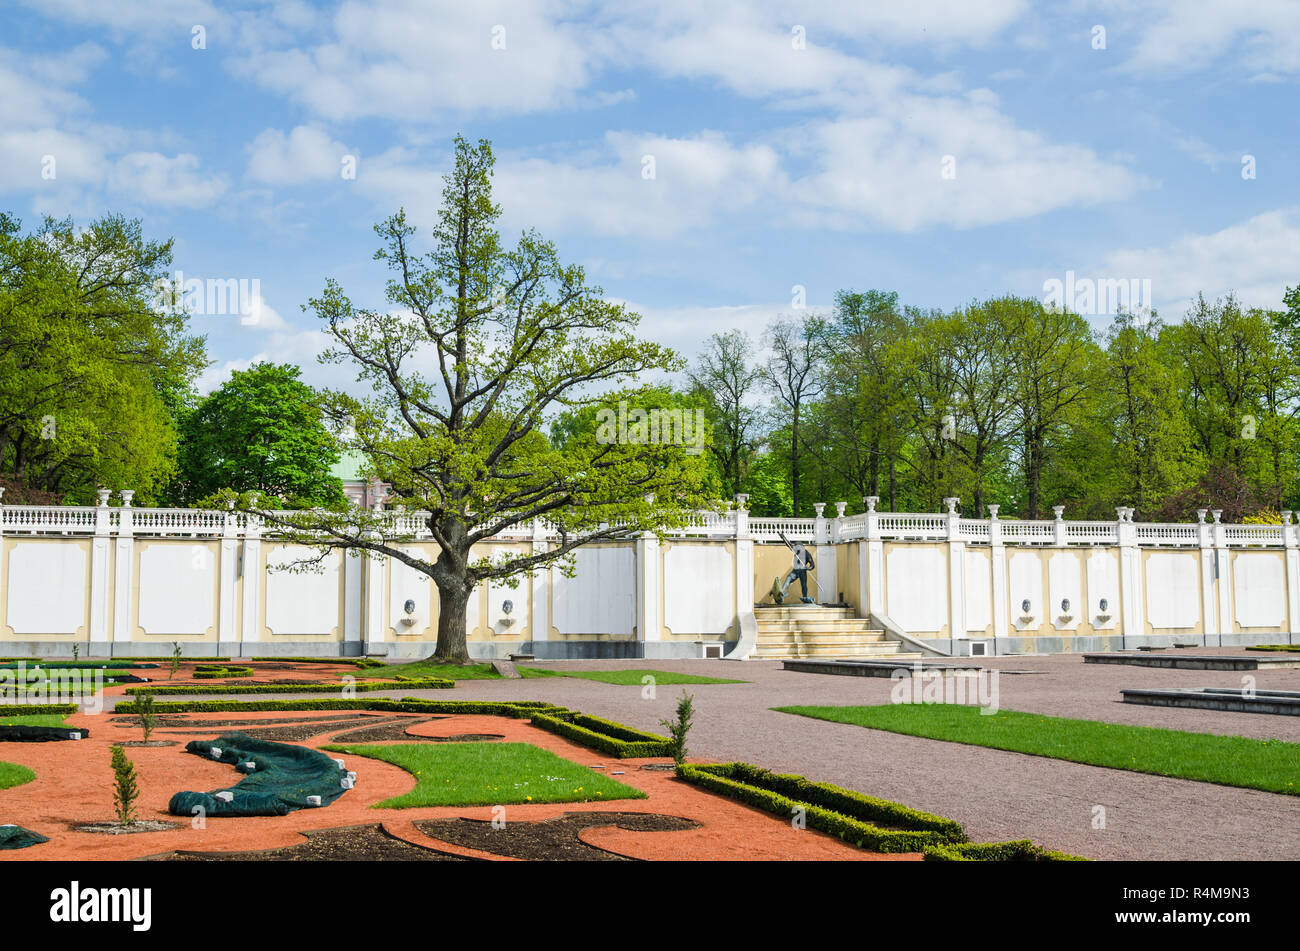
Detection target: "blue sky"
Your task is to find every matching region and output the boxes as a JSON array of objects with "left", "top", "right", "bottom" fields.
[{"left": 3, "top": 0, "right": 1298, "bottom": 393}]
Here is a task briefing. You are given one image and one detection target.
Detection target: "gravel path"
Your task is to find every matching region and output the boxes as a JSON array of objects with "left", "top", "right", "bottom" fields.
[{"left": 117, "top": 650, "right": 1300, "bottom": 861}]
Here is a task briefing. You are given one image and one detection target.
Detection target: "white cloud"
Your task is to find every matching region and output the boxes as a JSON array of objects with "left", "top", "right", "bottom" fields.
[
  {"left": 110, "top": 152, "right": 228, "bottom": 207},
  {"left": 785, "top": 94, "right": 1148, "bottom": 232},
  {"left": 230, "top": 0, "right": 596, "bottom": 120},
  {"left": 1093, "top": 0, "right": 1300, "bottom": 76},
  {"left": 1097, "top": 208, "right": 1300, "bottom": 317},
  {"left": 246, "top": 126, "right": 352, "bottom": 185}
]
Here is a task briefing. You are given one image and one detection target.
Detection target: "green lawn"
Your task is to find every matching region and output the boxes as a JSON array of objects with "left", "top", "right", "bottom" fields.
[
  {"left": 775, "top": 704, "right": 1300, "bottom": 796},
  {"left": 0, "top": 714, "right": 69, "bottom": 727},
  {"left": 517, "top": 667, "right": 746, "bottom": 685},
  {"left": 357, "top": 660, "right": 744, "bottom": 685},
  {"left": 355, "top": 661, "right": 506, "bottom": 681},
  {"left": 0, "top": 762, "right": 35, "bottom": 790},
  {"left": 320, "top": 740, "right": 646, "bottom": 808}
]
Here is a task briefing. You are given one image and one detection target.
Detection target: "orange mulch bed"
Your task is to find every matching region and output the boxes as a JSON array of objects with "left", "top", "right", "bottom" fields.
[{"left": 0, "top": 701, "right": 919, "bottom": 861}]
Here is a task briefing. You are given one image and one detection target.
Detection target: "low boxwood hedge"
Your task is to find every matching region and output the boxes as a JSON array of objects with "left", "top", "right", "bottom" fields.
[
  {"left": 112, "top": 697, "right": 565, "bottom": 717},
  {"left": 0, "top": 703, "right": 79, "bottom": 718},
  {"left": 676, "top": 762, "right": 967, "bottom": 854},
  {"left": 122, "top": 677, "right": 453, "bottom": 695},
  {"left": 246, "top": 656, "right": 387, "bottom": 668},
  {"left": 922, "top": 840, "right": 1088, "bottom": 861},
  {"left": 192, "top": 665, "right": 254, "bottom": 680},
  {"left": 1246, "top": 644, "right": 1300, "bottom": 653},
  {"left": 528, "top": 710, "right": 675, "bottom": 758}
]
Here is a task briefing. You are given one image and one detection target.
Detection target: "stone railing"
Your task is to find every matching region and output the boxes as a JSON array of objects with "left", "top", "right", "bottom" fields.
[{"left": 1, "top": 487, "right": 1295, "bottom": 549}]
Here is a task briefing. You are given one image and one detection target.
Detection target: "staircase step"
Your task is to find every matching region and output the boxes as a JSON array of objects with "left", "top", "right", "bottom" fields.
[
  {"left": 756, "top": 620, "right": 880, "bottom": 634},
  {"left": 757, "top": 632, "right": 886, "bottom": 645}
]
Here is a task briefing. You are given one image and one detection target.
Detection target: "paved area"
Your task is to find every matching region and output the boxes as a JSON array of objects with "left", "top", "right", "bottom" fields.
[
  {"left": 407, "top": 650, "right": 1300, "bottom": 861},
  {"left": 101, "top": 649, "right": 1300, "bottom": 860}
]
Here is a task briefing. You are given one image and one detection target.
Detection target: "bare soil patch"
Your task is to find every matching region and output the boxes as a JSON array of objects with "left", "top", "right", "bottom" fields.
[
  {"left": 415, "top": 811, "right": 700, "bottom": 861},
  {"left": 153, "top": 823, "right": 466, "bottom": 861}
]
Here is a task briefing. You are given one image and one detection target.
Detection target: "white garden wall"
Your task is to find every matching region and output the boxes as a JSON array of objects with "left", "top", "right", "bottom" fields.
[{"left": 0, "top": 490, "right": 1296, "bottom": 659}]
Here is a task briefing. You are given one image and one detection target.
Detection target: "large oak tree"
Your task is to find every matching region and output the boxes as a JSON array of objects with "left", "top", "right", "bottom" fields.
[{"left": 240, "top": 137, "right": 711, "bottom": 662}]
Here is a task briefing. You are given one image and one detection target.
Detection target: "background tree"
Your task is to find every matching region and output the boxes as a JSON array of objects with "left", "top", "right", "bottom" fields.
[
  {"left": 175, "top": 362, "right": 346, "bottom": 507},
  {"left": 1006, "top": 299, "right": 1099, "bottom": 518},
  {"left": 235, "top": 136, "right": 711, "bottom": 662},
  {"left": 687, "top": 329, "right": 763, "bottom": 498},
  {"left": 762, "top": 314, "right": 826, "bottom": 517},
  {"left": 0, "top": 213, "right": 205, "bottom": 502}
]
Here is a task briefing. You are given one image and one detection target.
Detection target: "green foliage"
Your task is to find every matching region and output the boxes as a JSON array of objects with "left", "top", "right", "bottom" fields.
[
  {"left": 922, "top": 840, "right": 1088, "bottom": 861},
  {"left": 658, "top": 689, "right": 695, "bottom": 765},
  {"left": 191, "top": 665, "right": 254, "bottom": 679},
  {"left": 0, "top": 213, "right": 206, "bottom": 502},
  {"left": 110, "top": 745, "right": 139, "bottom": 827},
  {"left": 135, "top": 690, "right": 156, "bottom": 741},
  {"left": 169, "top": 642, "right": 182, "bottom": 681},
  {"left": 241, "top": 136, "right": 712, "bottom": 663},
  {"left": 697, "top": 284, "right": 1300, "bottom": 519},
  {"left": 175, "top": 362, "right": 345, "bottom": 507}
]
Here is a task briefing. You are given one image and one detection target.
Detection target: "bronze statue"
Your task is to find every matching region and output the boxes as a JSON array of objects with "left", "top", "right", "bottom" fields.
[{"left": 770, "top": 530, "right": 816, "bottom": 604}]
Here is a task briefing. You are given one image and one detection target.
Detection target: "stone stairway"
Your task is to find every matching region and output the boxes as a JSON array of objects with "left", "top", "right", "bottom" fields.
[{"left": 751, "top": 605, "right": 924, "bottom": 661}]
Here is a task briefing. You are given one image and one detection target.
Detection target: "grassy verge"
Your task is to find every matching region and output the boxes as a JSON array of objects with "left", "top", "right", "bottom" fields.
[
  {"left": 776, "top": 704, "right": 1300, "bottom": 795},
  {"left": 320, "top": 740, "right": 645, "bottom": 808},
  {"left": 0, "top": 761, "right": 35, "bottom": 790},
  {"left": 518, "top": 667, "right": 746, "bottom": 685}
]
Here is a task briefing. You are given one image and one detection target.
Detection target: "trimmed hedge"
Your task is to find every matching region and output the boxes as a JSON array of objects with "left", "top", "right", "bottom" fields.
[
  {"left": 922, "top": 840, "right": 1088, "bottom": 862},
  {"left": 112, "top": 697, "right": 566, "bottom": 717},
  {"left": 676, "top": 762, "right": 967, "bottom": 854},
  {"left": 529, "top": 710, "right": 675, "bottom": 758},
  {"left": 192, "top": 665, "right": 254, "bottom": 680},
  {"left": 248, "top": 656, "right": 386, "bottom": 668},
  {"left": 0, "top": 703, "right": 79, "bottom": 718},
  {"left": 1246, "top": 644, "right": 1300, "bottom": 653},
  {"left": 122, "top": 677, "right": 453, "bottom": 695}
]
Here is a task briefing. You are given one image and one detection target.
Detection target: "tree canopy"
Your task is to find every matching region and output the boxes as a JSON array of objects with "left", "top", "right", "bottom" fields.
[
  {"left": 0, "top": 213, "right": 205, "bottom": 503},
  {"left": 175, "top": 362, "right": 346, "bottom": 508},
  {"left": 241, "top": 136, "right": 713, "bottom": 661}
]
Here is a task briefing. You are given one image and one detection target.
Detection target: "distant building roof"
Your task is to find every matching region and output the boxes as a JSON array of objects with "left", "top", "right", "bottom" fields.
[{"left": 329, "top": 449, "right": 369, "bottom": 483}]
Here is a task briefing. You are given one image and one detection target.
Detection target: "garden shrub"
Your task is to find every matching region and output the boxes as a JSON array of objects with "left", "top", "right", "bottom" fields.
[
  {"left": 192, "top": 665, "right": 254, "bottom": 680},
  {"left": 528, "top": 710, "right": 674, "bottom": 758},
  {"left": 123, "top": 678, "right": 453, "bottom": 695},
  {"left": 922, "top": 840, "right": 1088, "bottom": 861},
  {"left": 113, "top": 697, "right": 564, "bottom": 717},
  {"left": 676, "top": 762, "right": 967, "bottom": 853}
]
